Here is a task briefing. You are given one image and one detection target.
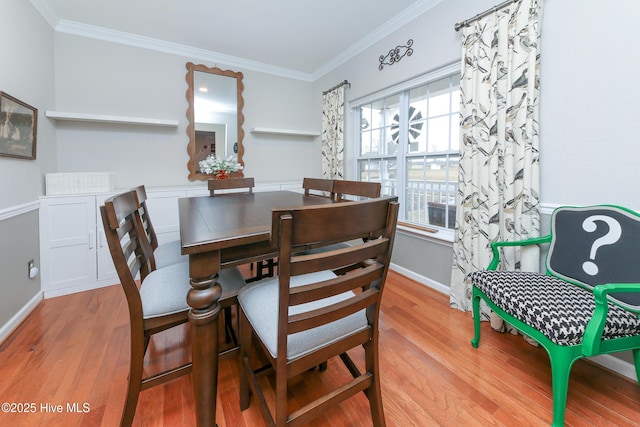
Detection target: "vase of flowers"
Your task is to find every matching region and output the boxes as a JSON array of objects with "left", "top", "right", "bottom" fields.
[{"left": 198, "top": 155, "right": 243, "bottom": 179}]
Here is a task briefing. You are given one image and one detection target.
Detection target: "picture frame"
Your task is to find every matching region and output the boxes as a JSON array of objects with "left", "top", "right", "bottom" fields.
[{"left": 0, "top": 91, "right": 38, "bottom": 160}]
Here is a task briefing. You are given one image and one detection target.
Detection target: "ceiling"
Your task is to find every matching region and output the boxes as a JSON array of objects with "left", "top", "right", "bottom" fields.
[{"left": 29, "top": 0, "right": 445, "bottom": 80}]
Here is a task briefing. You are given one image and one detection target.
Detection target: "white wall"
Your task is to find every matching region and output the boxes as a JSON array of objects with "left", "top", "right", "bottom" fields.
[
  {"left": 538, "top": 1, "right": 640, "bottom": 207},
  {"left": 0, "top": 0, "right": 56, "bottom": 209},
  {"left": 53, "top": 34, "right": 322, "bottom": 189}
]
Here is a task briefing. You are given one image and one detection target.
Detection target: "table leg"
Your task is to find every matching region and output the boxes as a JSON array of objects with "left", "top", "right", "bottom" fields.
[{"left": 187, "top": 251, "right": 222, "bottom": 427}]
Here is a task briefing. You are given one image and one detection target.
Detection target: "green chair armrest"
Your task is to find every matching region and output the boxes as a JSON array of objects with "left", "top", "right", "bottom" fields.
[
  {"left": 583, "top": 283, "right": 640, "bottom": 356},
  {"left": 487, "top": 235, "right": 551, "bottom": 270}
]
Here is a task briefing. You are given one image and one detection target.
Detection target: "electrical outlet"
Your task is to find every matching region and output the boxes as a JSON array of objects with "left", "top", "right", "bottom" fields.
[{"left": 27, "top": 259, "right": 35, "bottom": 278}]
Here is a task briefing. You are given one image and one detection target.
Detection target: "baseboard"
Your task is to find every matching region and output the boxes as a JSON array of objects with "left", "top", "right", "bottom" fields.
[
  {"left": 43, "top": 280, "right": 116, "bottom": 299},
  {"left": 388, "top": 263, "right": 638, "bottom": 382},
  {"left": 0, "top": 291, "right": 43, "bottom": 344},
  {"left": 588, "top": 354, "right": 637, "bottom": 382},
  {"left": 390, "top": 263, "right": 449, "bottom": 295}
]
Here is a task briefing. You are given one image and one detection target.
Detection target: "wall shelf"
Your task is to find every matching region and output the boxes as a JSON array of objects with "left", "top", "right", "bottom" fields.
[
  {"left": 249, "top": 127, "right": 320, "bottom": 137},
  {"left": 45, "top": 111, "right": 179, "bottom": 127}
]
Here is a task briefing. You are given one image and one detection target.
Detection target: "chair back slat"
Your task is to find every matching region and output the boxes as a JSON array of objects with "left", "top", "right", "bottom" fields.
[
  {"left": 290, "top": 239, "right": 389, "bottom": 277},
  {"left": 289, "top": 263, "right": 385, "bottom": 306},
  {"left": 332, "top": 179, "right": 381, "bottom": 200},
  {"left": 270, "top": 197, "right": 395, "bottom": 248},
  {"left": 302, "top": 177, "right": 334, "bottom": 198},
  {"left": 133, "top": 185, "right": 159, "bottom": 251},
  {"left": 288, "top": 288, "right": 379, "bottom": 335},
  {"left": 208, "top": 177, "right": 255, "bottom": 195}
]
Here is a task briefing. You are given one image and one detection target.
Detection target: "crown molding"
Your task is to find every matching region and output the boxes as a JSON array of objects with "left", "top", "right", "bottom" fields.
[
  {"left": 30, "top": 0, "right": 445, "bottom": 82},
  {"left": 55, "top": 20, "right": 315, "bottom": 82},
  {"left": 29, "top": 0, "right": 59, "bottom": 28},
  {"left": 312, "top": 0, "right": 446, "bottom": 80}
]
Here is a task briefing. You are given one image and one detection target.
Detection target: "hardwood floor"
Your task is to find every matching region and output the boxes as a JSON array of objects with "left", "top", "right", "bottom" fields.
[{"left": 1, "top": 270, "right": 639, "bottom": 426}]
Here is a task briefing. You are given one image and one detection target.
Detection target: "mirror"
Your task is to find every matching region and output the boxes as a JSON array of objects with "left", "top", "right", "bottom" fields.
[{"left": 186, "top": 62, "right": 245, "bottom": 180}]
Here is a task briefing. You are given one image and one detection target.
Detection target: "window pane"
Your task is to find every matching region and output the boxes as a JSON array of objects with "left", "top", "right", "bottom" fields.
[
  {"left": 385, "top": 95, "right": 401, "bottom": 155},
  {"left": 383, "top": 127, "right": 398, "bottom": 155},
  {"left": 451, "top": 88, "right": 460, "bottom": 114},
  {"left": 381, "top": 159, "right": 397, "bottom": 196},
  {"left": 450, "top": 117, "right": 460, "bottom": 151},
  {"left": 408, "top": 123, "right": 426, "bottom": 154},
  {"left": 360, "top": 106, "right": 372, "bottom": 133},
  {"left": 428, "top": 77, "right": 452, "bottom": 117},
  {"left": 427, "top": 116, "right": 450, "bottom": 152},
  {"left": 384, "top": 94, "right": 400, "bottom": 128},
  {"left": 408, "top": 86, "right": 427, "bottom": 153},
  {"left": 359, "top": 130, "right": 371, "bottom": 156},
  {"left": 359, "top": 159, "right": 379, "bottom": 181},
  {"left": 370, "top": 100, "right": 384, "bottom": 129},
  {"left": 371, "top": 128, "right": 381, "bottom": 155}
]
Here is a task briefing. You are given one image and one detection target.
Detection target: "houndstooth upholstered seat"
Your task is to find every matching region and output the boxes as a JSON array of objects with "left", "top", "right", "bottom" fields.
[{"left": 472, "top": 270, "right": 640, "bottom": 346}]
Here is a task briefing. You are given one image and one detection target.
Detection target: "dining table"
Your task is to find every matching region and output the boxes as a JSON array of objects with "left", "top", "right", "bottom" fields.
[{"left": 178, "top": 190, "right": 336, "bottom": 426}]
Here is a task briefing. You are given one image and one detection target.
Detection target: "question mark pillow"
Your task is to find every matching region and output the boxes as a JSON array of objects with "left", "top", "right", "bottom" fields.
[{"left": 548, "top": 206, "right": 640, "bottom": 308}]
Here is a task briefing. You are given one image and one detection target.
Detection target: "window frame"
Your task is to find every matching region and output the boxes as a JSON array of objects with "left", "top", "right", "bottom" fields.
[{"left": 350, "top": 62, "right": 460, "bottom": 237}]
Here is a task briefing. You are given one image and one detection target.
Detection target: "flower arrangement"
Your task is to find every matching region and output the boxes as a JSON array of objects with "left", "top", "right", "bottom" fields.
[{"left": 199, "top": 155, "right": 243, "bottom": 179}]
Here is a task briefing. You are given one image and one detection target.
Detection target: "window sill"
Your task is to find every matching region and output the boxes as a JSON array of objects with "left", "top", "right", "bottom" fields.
[{"left": 396, "top": 222, "right": 454, "bottom": 245}]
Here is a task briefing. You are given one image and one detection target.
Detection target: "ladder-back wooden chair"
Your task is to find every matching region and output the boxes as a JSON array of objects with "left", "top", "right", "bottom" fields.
[
  {"left": 302, "top": 177, "right": 334, "bottom": 199},
  {"left": 238, "top": 196, "right": 399, "bottom": 426},
  {"left": 471, "top": 205, "right": 640, "bottom": 426},
  {"left": 208, "top": 177, "right": 255, "bottom": 196},
  {"left": 332, "top": 179, "right": 381, "bottom": 200},
  {"left": 208, "top": 177, "right": 277, "bottom": 281},
  {"left": 133, "top": 185, "right": 185, "bottom": 269},
  {"left": 101, "top": 190, "right": 246, "bottom": 426}
]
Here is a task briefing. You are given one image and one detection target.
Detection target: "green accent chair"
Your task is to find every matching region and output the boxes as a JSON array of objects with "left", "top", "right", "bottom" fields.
[{"left": 471, "top": 205, "right": 640, "bottom": 426}]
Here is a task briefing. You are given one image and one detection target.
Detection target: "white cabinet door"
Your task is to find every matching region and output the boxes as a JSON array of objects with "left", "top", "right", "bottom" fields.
[{"left": 40, "top": 196, "right": 97, "bottom": 297}]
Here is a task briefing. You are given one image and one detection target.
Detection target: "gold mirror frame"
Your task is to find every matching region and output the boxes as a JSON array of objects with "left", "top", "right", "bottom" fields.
[{"left": 186, "top": 62, "right": 245, "bottom": 180}]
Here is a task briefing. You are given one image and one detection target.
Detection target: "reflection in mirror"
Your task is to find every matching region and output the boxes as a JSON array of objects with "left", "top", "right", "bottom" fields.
[{"left": 186, "top": 62, "right": 244, "bottom": 180}]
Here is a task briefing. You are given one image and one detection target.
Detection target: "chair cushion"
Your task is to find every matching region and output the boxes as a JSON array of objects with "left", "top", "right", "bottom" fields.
[
  {"left": 154, "top": 240, "right": 187, "bottom": 269},
  {"left": 238, "top": 270, "right": 368, "bottom": 360},
  {"left": 140, "top": 262, "right": 246, "bottom": 319},
  {"left": 471, "top": 270, "right": 640, "bottom": 346}
]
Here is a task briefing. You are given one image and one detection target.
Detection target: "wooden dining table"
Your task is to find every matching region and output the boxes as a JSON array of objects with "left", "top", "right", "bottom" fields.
[{"left": 178, "top": 190, "right": 336, "bottom": 426}]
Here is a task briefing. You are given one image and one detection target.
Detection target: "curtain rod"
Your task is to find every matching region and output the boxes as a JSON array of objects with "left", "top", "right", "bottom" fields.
[
  {"left": 454, "top": 0, "right": 519, "bottom": 31},
  {"left": 323, "top": 80, "right": 351, "bottom": 95}
]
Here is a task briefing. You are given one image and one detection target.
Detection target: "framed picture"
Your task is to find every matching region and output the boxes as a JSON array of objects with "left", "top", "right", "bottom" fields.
[{"left": 0, "top": 91, "right": 38, "bottom": 160}]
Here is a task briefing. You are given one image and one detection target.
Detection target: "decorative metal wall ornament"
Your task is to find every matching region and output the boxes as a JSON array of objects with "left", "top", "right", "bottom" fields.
[{"left": 378, "top": 39, "right": 413, "bottom": 70}]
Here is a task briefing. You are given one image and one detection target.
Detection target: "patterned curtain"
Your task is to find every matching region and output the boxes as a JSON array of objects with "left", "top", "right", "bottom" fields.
[
  {"left": 450, "top": 0, "right": 543, "bottom": 325},
  {"left": 321, "top": 86, "right": 345, "bottom": 179}
]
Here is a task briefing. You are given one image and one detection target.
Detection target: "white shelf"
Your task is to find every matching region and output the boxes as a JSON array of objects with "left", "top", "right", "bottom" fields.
[
  {"left": 250, "top": 127, "right": 320, "bottom": 137},
  {"left": 45, "top": 111, "right": 179, "bottom": 127}
]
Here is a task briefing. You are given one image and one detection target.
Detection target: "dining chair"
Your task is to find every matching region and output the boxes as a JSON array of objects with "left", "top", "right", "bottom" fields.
[
  {"left": 238, "top": 196, "right": 399, "bottom": 426},
  {"left": 208, "top": 177, "right": 255, "bottom": 196},
  {"left": 133, "top": 185, "right": 185, "bottom": 269},
  {"left": 134, "top": 185, "right": 240, "bottom": 343},
  {"left": 302, "top": 177, "right": 334, "bottom": 198},
  {"left": 101, "top": 190, "right": 246, "bottom": 427},
  {"left": 332, "top": 179, "right": 381, "bottom": 200},
  {"left": 208, "top": 177, "right": 278, "bottom": 281}
]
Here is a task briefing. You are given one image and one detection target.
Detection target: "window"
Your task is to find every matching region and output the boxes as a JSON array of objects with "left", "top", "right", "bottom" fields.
[{"left": 354, "top": 67, "right": 460, "bottom": 230}]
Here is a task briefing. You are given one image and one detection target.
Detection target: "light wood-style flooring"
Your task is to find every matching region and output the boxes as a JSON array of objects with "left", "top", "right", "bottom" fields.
[{"left": 1, "top": 270, "right": 639, "bottom": 426}]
